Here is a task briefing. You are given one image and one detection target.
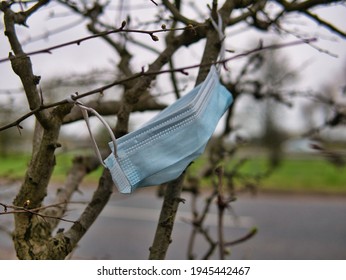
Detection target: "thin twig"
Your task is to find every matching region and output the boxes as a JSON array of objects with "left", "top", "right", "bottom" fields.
[
  {"left": 0, "top": 201, "right": 76, "bottom": 223},
  {"left": 21, "top": 18, "right": 85, "bottom": 46},
  {"left": 215, "top": 166, "right": 226, "bottom": 260},
  {"left": 225, "top": 227, "right": 258, "bottom": 247},
  {"left": 150, "top": 0, "right": 158, "bottom": 6},
  {"left": 303, "top": 10, "right": 346, "bottom": 39},
  {"left": 185, "top": 187, "right": 218, "bottom": 259},
  {"left": 0, "top": 24, "right": 200, "bottom": 64},
  {"left": 0, "top": 38, "right": 316, "bottom": 133}
]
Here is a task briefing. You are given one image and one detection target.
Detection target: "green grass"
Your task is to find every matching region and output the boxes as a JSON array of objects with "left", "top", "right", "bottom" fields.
[
  {"left": 52, "top": 152, "right": 103, "bottom": 183},
  {"left": 232, "top": 157, "right": 346, "bottom": 194},
  {"left": 0, "top": 152, "right": 102, "bottom": 183},
  {"left": 0, "top": 153, "right": 31, "bottom": 179},
  {"left": 1, "top": 153, "right": 345, "bottom": 194},
  {"left": 189, "top": 155, "right": 346, "bottom": 194}
]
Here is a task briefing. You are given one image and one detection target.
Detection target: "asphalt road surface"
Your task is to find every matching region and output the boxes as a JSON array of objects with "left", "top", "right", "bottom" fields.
[
  {"left": 73, "top": 189, "right": 346, "bottom": 260},
  {"left": 1, "top": 188, "right": 346, "bottom": 260}
]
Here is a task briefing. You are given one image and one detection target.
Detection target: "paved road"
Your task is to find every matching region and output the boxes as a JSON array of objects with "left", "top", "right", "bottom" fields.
[
  {"left": 1, "top": 188, "right": 346, "bottom": 259},
  {"left": 74, "top": 189, "right": 346, "bottom": 260}
]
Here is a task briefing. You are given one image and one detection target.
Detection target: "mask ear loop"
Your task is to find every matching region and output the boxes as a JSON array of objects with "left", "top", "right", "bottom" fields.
[
  {"left": 67, "top": 94, "right": 117, "bottom": 168},
  {"left": 210, "top": 12, "right": 226, "bottom": 73}
]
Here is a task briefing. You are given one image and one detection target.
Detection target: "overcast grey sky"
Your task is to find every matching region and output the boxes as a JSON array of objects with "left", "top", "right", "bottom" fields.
[{"left": 1, "top": 1, "right": 345, "bottom": 139}]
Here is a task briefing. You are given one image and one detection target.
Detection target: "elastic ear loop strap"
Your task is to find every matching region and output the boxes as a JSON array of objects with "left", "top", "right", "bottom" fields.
[
  {"left": 67, "top": 96, "right": 117, "bottom": 168},
  {"left": 211, "top": 12, "right": 226, "bottom": 72}
]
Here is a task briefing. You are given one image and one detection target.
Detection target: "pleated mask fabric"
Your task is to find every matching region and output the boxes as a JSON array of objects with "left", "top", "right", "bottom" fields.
[{"left": 104, "top": 65, "right": 233, "bottom": 193}]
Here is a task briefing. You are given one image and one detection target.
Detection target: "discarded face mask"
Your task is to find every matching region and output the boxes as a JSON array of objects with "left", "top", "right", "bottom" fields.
[{"left": 104, "top": 66, "right": 233, "bottom": 193}]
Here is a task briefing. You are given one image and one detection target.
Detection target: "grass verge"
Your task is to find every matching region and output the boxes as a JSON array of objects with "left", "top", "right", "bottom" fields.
[{"left": 0, "top": 153, "right": 345, "bottom": 194}]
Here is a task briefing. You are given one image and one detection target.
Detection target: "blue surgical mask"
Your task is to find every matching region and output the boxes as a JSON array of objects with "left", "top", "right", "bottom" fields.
[{"left": 104, "top": 66, "right": 233, "bottom": 193}]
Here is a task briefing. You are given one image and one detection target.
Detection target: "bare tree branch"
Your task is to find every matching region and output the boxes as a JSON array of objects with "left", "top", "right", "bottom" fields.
[
  {"left": 21, "top": 0, "right": 50, "bottom": 20},
  {"left": 42, "top": 155, "right": 100, "bottom": 232},
  {"left": 0, "top": 201, "right": 75, "bottom": 223},
  {"left": 277, "top": 0, "right": 344, "bottom": 11},
  {"left": 303, "top": 10, "right": 346, "bottom": 39},
  {"left": 61, "top": 169, "right": 113, "bottom": 259},
  {"left": 0, "top": 37, "right": 316, "bottom": 133},
  {"left": 0, "top": 24, "right": 197, "bottom": 64},
  {"left": 162, "top": 0, "right": 199, "bottom": 26},
  {"left": 1, "top": 2, "right": 52, "bottom": 128}
]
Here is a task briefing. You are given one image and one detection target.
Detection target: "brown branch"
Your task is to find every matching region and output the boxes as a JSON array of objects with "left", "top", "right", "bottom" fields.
[
  {"left": 0, "top": 71, "right": 144, "bottom": 132},
  {"left": 0, "top": 37, "right": 316, "bottom": 133},
  {"left": 277, "top": 0, "right": 344, "bottom": 12},
  {"left": 185, "top": 188, "right": 219, "bottom": 259},
  {"left": 86, "top": 23, "right": 134, "bottom": 78},
  {"left": 63, "top": 99, "right": 166, "bottom": 124},
  {"left": 2, "top": 2, "right": 52, "bottom": 128},
  {"left": 2, "top": 3, "right": 76, "bottom": 259},
  {"left": 150, "top": 0, "right": 158, "bottom": 6},
  {"left": 162, "top": 0, "right": 199, "bottom": 26},
  {"left": 61, "top": 169, "right": 113, "bottom": 259},
  {"left": 5, "top": 166, "right": 113, "bottom": 259},
  {"left": 215, "top": 166, "right": 227, "bottom": 260},
  {"left": 0, "top": 24, "right": 201, "bottom": 64},
  {"left": 303, "top": 10, "right": 346, "bottom": 39},
  {"left": 280, "top": 25, "right": 338, "bottom": 57},
  {"left": 302, "top": 110, "right": 346, "bottom": 138},
  {"left": 150, "top": 4, "right": 234, "bottom": 260},
  {"left": 22, "top": 0, "right": 50, "bottom": 20},
  {"left": 0, "top": 202, "right": 75, "bottom": 223},
  {"left": 42, "top": 155, "right": 101, "bottom": 232},
  {"left": 21, "top": 18, "right": 85, "bottom": 46},
  {"left": 148, "top": 175, "right": 186, "bottom": 259},
  {"left": 114, "top": 26, "right": 206, "bottom": 136},
  {"left": 225, "top": 227, "right": 258, "bottom": 247},
  {"left": 148, "top": 9, "right": 221, "bottom": 259}
]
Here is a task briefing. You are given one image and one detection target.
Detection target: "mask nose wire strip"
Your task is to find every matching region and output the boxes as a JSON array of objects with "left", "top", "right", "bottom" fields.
[
  {"left": 67, "top": 95, "right": 117, "bottom": 168},
  {"left": 210, "top": 12, "right": 226, "bottom": 72}
]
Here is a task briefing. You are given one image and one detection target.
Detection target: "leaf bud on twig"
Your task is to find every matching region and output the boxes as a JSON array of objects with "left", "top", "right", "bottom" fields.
[{"left": 151, "top": 34, "right": 159, "bottom": 41}]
